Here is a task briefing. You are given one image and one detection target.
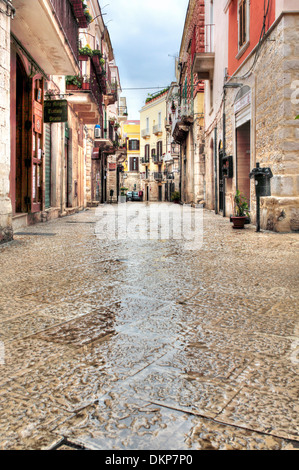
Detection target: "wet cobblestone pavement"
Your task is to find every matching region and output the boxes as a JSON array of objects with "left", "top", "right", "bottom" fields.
[{"left": 0, "top": 203, "right": 299, "bottom": 450}]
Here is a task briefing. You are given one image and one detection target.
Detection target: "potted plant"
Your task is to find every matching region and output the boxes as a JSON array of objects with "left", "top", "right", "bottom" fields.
[
  {"left": 82, "top": 75, "right": 90, "bottom": 90},
  {"left": 231, "top": 190, "right": 249, "bottom": 229},
  {"left": 171, "top": 191, "right": 180, "bottom": 204},
  {"left": 66, "top": 75, "right": 82, "bottom": 90},
  {"left": 119, "top": 187, "right": 128, "bottom": 203},
  {"left": 79, "top": 45, "right": 93, "bottom": 60}
]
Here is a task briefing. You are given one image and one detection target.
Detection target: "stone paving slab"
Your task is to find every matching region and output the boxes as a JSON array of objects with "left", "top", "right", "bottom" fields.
[
  {"left": 216, "top": 386, "right": 299, "bottom": 441},
  {"left": 0, "top": 206, "right": 298, "bottom": 450}
]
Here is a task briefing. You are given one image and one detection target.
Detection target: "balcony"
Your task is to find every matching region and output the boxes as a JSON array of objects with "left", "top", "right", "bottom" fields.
[
  {"left": 180, "top": 100, "right": 194, "bottom": 124},
  {"left": 11, "top": 0, "right": 80, "bottom": 75},
  {"left": 154, "top": 172, "right": 164, "bottom": 181},
  {"left": 66, "top": 57, "right": 103, "bottom": 124},
  {"left": 171, "top": 97, "right": 194, "bottom": 143},
  {"left": 192, "top": 24, "right": 215, "bottom": 81},
  {"left": 153, "top": 124, "right": 163, "bottom": 136},
  {"left": 141, "top": 129, "right": 151, "bottom": 139},
  {"left": 152, "top": 154, "right": 163, "bottom": 164},
  {"left": 141, "top": 157, "right": 150, "bottom": 165},
  {"left": 164, "top": 171, "right": 174, "bottom": 180}
]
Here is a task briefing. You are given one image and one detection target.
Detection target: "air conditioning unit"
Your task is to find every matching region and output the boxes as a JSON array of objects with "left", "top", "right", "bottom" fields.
[{"left": 94, "top": 127, "right": 101, "bottom": 138}]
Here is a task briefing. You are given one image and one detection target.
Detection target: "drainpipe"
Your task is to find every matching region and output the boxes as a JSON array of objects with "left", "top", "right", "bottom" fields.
[
  {"left": 223, "top": 88, "right": 227, "bottom": 217},
  {"left": 214, "top": 126, "right": 218, "bottom": 214}
]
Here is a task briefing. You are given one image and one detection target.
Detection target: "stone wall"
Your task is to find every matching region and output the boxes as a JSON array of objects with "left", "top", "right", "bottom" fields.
[
  {"left": 259, "top": 14, "right": 299, "bottom": 232},
  {"left": 0, "top": 5, "right": 12, "bottom": 243},
  {"left": 205, "top": 13, "right": 299, "bottom": 232}
]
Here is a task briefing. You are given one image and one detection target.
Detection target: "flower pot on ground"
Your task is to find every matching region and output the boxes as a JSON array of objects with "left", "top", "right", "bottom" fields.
[
  {"left": 231, "top": 190, "right": 249, "bottom": 229},
  {"left": 171, "top": 191, "right": 180, "bottom": 204}
]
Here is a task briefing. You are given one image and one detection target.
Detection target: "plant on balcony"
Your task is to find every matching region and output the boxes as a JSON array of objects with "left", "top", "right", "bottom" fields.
[
  {"left": 82, "top": 75, "right": 90, "bottom": 90},
  {"left": 66, "top": 75, "right": 82, "bottom": 89},
  {"left": 146, "top": 87, "right": 170, "bottom": 104},
  {"left": 84, "top": 9, "right": 93, "bottom": 24},
  {"left": 79, "top": 45, "right": 93, "bottom": 58},
  {"left": 92, "top": 49, "right": 103, "bottom": 58}
]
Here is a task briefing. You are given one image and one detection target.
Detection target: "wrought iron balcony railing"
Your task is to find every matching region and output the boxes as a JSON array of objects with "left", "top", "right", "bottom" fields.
[
  {"left": 49, "top": 0, "right": 81, "bottom": 63},
  {"left": 154, "top": 172, "right": 164, "bottom": 181}
]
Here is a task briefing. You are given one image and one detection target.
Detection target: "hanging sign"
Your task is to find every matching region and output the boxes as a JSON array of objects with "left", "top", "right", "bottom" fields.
[{"left": 44, "top": 100, "right": 68, "bottom": 123}]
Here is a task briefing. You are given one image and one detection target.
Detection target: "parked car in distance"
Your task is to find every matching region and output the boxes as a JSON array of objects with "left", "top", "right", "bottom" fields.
[
  {"left": 132, "top": 191, "right": 141, "bottom": 201},
  {"left": 126, "top": 191, "right": 133, "bottom": 201}
]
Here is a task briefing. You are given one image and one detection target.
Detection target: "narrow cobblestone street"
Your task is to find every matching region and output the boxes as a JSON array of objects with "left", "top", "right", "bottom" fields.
[{"left": 0, "top": 204, "right": 298, "bottom": 450}]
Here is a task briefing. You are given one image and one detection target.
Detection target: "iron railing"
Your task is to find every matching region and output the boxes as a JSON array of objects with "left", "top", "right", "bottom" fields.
[
  {"left": 191, "top": 24, "right": 215, "bottom": 64},
  {"left": 154, "top": 172, "right": 164, "bottom": 181},
  {"left": 50, "top": 0, "right": 79, "bottom": 63}
]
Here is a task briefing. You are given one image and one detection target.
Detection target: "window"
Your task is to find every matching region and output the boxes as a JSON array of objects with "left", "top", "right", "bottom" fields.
[
  {"left": 129, "top": 157, "right": 139, "bottom": 172},
  {"left": 129, "top": 139, "right": 140, "bottom": 151},
  {"left": 238, "top": 0, "right": 249, "bottom": 50},
  {"left": 145, "top": 144, "right": 150, "bottom": 159},
  {"left": 157, "top": 141, "right": 163, "bottom": 158},
  {"left": 158, "top": 112, "right": 162, "bottom": 128}
]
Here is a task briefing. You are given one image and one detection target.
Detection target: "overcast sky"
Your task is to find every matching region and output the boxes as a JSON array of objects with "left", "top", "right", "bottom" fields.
[{"left": 101, "top": 0, "right": 190, "bottom": 119}]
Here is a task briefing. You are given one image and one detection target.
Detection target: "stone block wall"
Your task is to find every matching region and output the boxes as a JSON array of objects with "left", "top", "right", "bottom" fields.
[
  {"left": 207, "top": 13, "right": 299, "bottom": 232},
  {"left": 256, "top": 14, "right": 299, "bottom": 231}
]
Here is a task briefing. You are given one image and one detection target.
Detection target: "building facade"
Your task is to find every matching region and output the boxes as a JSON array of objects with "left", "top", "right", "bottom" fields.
[
  {"left": 164, "top": 83, "right": 181, "bottom": 201},
  {"left": 201, "top": 0, "right": 299, "bottom": 231},
  {"left": 173, "top": 0, "right": 206, "bottom": 206},
  {"left": 121, "top": 121, "right": 141, "bottom": 194},
  {"left": 140, "top": 90, "right": 168, "bottom": 202},
  {"left": 0, "top": 0, "right": 123, "bottom": 243}
]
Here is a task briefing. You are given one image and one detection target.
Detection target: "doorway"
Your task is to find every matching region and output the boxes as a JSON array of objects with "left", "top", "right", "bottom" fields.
[
  {"left": 218, "top": 142, "right": 224, "bottom": 212},
  {"left": 14, "top": 56, "right": 30, "bottom": 215},
  {"left": 158, "top": 185, "right": 162, "bottom": 202},
  {"left": 236, "top": 121, "right": 251, "bottom": 207}
]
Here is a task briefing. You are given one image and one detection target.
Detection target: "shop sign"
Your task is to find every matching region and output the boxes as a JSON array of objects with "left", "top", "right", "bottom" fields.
[
  {"left": 234, "top": 91, "right": 251, "bottom": 114},
  {"left": 44, "top": 100, "right": 68, "bottom": 123}
]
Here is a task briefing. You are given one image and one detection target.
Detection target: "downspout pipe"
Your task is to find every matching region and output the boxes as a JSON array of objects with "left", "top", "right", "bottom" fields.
[
  {"left": 214, "top": 126, "right": 218, "bottom": 214},
  {"left": 223, "top": 88, "right": 227, "bottom": 217}
]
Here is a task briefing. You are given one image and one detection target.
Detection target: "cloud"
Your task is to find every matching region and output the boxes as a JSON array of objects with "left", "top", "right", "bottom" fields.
[{"left": 104, "top": 0, "right": 189, "bottom": 118}]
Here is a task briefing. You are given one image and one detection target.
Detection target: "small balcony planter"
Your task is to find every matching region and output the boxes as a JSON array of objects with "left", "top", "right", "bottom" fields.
[{"left": 66, "top": 75, "right": 82, "bottom": 90}]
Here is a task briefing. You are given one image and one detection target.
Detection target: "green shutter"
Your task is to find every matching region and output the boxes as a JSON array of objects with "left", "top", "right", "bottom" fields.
[{"left": 45, "top": 123, "right": 51, "bottom": 209}]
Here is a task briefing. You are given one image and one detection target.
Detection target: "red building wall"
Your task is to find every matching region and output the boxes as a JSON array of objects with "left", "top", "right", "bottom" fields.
[
  {"left": 228, "top": 0, "right": 276, "bottom": 76},
  {"left": 182, "top": 0, "right": 206, "bottom": 99}
]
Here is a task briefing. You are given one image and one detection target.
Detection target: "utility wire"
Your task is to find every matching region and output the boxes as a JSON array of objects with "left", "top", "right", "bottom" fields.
[
  {"left": 122, "top": 87, "right": 169, "bottom": 90},
  {"left": 227, "top": 0, "right": 271, "bottom": 81}
]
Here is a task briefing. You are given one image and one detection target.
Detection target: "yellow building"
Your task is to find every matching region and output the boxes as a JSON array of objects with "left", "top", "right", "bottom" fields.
[
  {"left": 140, "top": 90, "right": 168, "bottom": 201},
  {"left": 121, "top": 120, "right": 141, "bottom": 192}
]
